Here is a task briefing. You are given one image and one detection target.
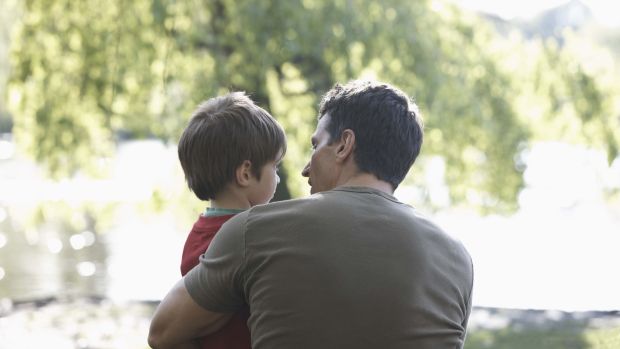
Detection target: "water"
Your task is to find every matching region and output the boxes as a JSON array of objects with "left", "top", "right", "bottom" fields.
[
  {"left": 0, "top": 139, "right": 188, "bottom": 303},
  {"left": 0, "top": 217, "right": 107, "bottom": 300},
  {"left": 0, "top": 212, "right": 185, "bottom": 303},
  {"left": 1, "top": 139, "right": 619, "bottom": 311},
  {"left": 2, "top": 201, "right": 619, "bottom": 311}
]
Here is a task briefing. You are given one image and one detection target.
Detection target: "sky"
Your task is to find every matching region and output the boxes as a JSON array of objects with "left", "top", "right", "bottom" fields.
[{"left": 452, "top": 0, "right": 619, "bottom": 27}]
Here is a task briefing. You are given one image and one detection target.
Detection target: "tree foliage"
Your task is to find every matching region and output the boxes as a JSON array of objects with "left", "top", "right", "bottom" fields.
[{"left": 6, "top": 0, "right": 619, "bottom": 212}]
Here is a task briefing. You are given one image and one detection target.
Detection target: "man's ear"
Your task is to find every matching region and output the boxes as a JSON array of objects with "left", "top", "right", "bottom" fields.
[
  {"left": 335, "top": 129, "right": 355, "bottom": 162},
  {"left": 235, "top": 160, "right": 253, "bottom": 187}
]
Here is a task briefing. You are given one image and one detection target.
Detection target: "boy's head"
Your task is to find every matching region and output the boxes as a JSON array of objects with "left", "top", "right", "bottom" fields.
[{"left": 178, "top": 92, "right": 286, "bottom": 201}]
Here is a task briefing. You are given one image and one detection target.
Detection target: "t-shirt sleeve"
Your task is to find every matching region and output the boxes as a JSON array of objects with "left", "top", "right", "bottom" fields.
[
  {"left": 184, "top": 211, "right": 248, "bottom": 313},
  {"left": 460, "top": 254, "right": 475, "bottom": 347}
]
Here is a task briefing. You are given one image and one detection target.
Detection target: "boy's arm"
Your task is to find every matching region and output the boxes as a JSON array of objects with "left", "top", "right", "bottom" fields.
[{"left": 148, "top": 278, "right": 233, "bottom": 349}]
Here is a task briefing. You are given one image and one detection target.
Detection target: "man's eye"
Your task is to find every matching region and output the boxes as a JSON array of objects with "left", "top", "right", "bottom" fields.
[{"left": 310, "top": 144, "right": 317, "bottom": 151}]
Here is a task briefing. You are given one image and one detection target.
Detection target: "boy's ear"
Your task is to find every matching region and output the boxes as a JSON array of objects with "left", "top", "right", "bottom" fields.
[
  {"left": 335, "top": 129, "right": 355, "bottom": 162},
  {"left": 235, "top": 160, "right": 253, "bottom": 187}
]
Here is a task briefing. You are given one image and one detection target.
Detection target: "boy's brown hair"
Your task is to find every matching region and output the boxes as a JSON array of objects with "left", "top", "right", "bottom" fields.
[{"left": 178, "top": 92, "right": 286, "bottom": 201}]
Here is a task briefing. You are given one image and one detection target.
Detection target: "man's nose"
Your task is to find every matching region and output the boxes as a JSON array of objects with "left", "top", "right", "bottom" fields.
[{"left": 301, "top": 163, "right": 310, "bottom": 177}]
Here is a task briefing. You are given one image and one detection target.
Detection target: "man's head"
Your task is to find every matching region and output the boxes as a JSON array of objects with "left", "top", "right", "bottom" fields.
[
  {"left": 178, "top": 92, "right": 286, "bottom": 201},
  {"left": 302, "top": 80, "right": 423, "bottom": 193}
]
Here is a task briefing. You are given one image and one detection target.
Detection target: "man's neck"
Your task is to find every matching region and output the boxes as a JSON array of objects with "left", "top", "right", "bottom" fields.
[{"left": 340, "top": 173, "right": 394, "bottom": 195}]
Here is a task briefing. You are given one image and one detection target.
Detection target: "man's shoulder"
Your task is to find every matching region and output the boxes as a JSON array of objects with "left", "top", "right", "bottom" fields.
[
  {"left": 243, "top": 191, "right": 359, "bottom": 227},
  {"left": 249, "top": 193, "right": 326, "bottom": 215}
]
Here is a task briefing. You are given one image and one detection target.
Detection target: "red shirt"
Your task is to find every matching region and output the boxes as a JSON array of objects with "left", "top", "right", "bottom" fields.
[{"left": 181, "top": 214, "right": 251, "bottom": 349}]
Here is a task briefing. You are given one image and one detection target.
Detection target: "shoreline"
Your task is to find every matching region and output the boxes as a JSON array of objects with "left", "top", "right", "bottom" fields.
[
  {"left": 2, "top": 296, "right": 619, "bottom": 327},
  {"left": 1, "top": 297, "right": 619, "bottom": 349}
]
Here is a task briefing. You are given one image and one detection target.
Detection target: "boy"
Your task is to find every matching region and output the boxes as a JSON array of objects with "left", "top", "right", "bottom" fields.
[{"left": 177, "top": 92, "right": 286, "bottom": 349}]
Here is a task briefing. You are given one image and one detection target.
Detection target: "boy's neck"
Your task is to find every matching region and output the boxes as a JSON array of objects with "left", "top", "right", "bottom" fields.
[{"left": 210, "top": 191, "right": 251, "bottom": 210}]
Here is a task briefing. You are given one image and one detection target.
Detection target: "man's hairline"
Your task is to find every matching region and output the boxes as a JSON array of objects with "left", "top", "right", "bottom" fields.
[{"left": 317, "top": 111, "right": 342, "bottom": 146}]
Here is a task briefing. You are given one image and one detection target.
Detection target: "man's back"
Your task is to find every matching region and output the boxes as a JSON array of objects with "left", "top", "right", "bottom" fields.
[{"left": 187, "top": 186, "right": 473, "bottom": 349}]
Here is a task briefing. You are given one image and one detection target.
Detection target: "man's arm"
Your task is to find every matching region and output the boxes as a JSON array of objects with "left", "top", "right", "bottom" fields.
[{"left": 147, "top": 278, "right": 233, "bottom": 349}]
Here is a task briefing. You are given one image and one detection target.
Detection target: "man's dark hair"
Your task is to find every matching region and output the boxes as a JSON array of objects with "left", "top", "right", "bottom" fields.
[
  {"left": 318, "top": 80, "right": 423, "bottom": 189},
  {"left": 178, "top": 92, "right": 286, "bottom": 200}
]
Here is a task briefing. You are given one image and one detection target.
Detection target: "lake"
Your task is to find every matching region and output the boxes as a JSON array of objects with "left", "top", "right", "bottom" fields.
[{"left": 1, "top": 139, "right": 619, "bottom": 311}]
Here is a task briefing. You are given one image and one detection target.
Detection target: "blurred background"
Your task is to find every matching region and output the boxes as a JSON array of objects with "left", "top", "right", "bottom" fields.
[{"left": 1, "top": 0, "right": 619, "bottom": 348}]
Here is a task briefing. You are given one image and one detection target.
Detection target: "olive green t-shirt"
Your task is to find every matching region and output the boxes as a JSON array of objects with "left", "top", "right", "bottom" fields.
[{"left": 185, "top": 186, "right": 473, "bottom": 349}]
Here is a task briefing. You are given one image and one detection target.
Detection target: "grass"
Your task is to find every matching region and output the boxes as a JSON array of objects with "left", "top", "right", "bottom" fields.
[
  {"left": 1, "top": 300, "right": 619, "bottom": 349},
  {"left": 466, "top": 324, "right": 620, "bottom": 349}
]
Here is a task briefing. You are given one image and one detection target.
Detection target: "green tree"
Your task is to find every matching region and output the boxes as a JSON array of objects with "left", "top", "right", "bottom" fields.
[{"left": 6, "top": 0, "right": 618, "bottom": 211}]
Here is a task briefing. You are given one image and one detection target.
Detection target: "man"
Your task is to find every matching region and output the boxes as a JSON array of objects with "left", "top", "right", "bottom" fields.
[{"left": 148, "top": 80, "right": 474, "bottom": 349}]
